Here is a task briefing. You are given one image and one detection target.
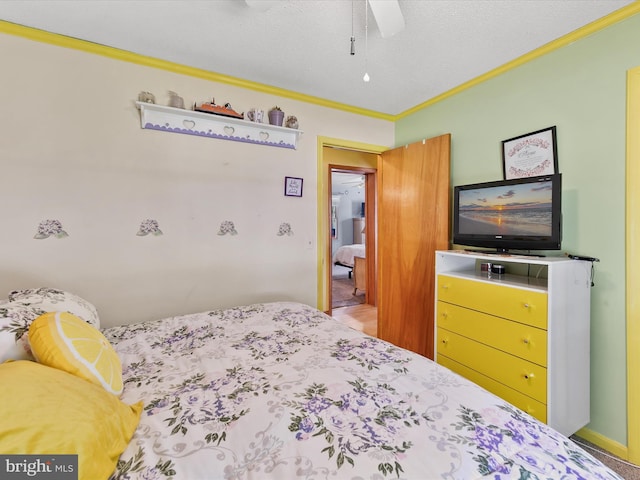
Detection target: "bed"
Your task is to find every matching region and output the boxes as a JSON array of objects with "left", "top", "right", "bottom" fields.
[
  {"left": 334, "top": 243, "right": 366, "bottom": 268},
  {"left": 0, "top": 294, "right": 624, "bottom": 479},
  {"left": 108, "top": 301, "right": 621, "bottom": 479},
  {"left": 334, "top": 243, "right": 366, "bottom": 279}
]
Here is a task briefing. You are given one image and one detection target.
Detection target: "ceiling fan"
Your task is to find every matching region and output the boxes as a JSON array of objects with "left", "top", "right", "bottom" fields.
[
  {"left": 245, "top": 0, "right": 405, "bottom": 38},
  {"left": 366, "top": 0, "right": 405, "bottom": 38},
  {"left": 339, "top": 175, "right": 366, "bottom": 188}
]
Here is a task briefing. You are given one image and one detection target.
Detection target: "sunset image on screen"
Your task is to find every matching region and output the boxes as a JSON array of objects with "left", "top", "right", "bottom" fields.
[{"left": 458, "top": 180, "right": 553, "bottom": 236}]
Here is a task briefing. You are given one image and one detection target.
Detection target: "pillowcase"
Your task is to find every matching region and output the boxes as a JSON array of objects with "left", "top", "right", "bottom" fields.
[
  {"left": 0, "top": 302, "right": 44, "bottom": 362},
  {"left": 29, "top": 311, "right": 123, "bottom": 395},
  {"left": 0, "top": 360, "right": 142, "bottom": 480},
  {"left": 9, "top": 287, "right": 100, "bottom": 329}
]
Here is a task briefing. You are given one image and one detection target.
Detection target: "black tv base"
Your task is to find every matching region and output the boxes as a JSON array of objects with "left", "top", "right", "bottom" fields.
[{"left": 463, "top": 248, "right": 547, "bottom": 258}]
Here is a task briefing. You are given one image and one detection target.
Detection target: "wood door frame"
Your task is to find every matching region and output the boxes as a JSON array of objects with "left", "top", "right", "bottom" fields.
[
  {"left": 626, "top": 65, "right": 640, "bottom": 464},
  {"left": 316, "top": 137, "right": 388, "bottom": 314},
  {"left": 329, "top": 166, "right": 377, "bottom": 311},
  {"left": 578, "top": 65, "right": 639, "bottom": 463}
]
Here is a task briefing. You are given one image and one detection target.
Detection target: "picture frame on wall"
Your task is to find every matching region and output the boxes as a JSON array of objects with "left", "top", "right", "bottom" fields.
[
  {"left": 501, "top": 126, "right": 558, "bottom": 179},
  {"left": 284, "top": 176, "right": 303, "bottom": 197}
]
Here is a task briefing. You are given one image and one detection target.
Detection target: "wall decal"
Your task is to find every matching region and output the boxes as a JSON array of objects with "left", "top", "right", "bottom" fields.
[
  {"left": 137, "top": 219, "right": 163, "bottom": 236},
  {"left": 277, "top": 223, "right": 294, "bottom": 236},
  {"left": 34, "top": 219, "right": 68, "bottom": 239},
  {"left": 218, "top": 220, "right": 238, "bottom": 236}
]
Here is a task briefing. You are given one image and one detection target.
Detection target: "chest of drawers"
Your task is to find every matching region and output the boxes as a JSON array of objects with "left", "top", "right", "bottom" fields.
[{"left": 435, "top": 250, "right": 592, "bottom": 436}]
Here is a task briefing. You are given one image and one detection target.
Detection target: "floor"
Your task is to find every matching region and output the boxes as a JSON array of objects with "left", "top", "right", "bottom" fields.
[
  {"left": 570, "top": 436, "right": 640, "bottom": 479},
  {"left": 330, "top": 304, "right": 639, "bottom": 479},
  {"left": 331, "top": 263, "right": 365, "bottom": 309},
  {"left": 331, "top": 303, "right": 377, "bottom": 337}
]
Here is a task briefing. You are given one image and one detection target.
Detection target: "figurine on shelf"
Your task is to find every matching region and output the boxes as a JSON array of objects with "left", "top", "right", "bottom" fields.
[
  {"left": 168, "top": 91, "right": 185, "bottom": 109},
  {"left": 138, "top": 91, "right": 155, "bottom": 104},
  {"left": 246, "top": 108, "right": 264, "bottom": 123},
  {"left": 194, "top": 98, "right": 244, "bottom": 119},
  {"left": 285, "top": 115, "right": 299, "bottom": 129},
  {"left": 268, "top": 106, "right": 285, "bottom": 126}
]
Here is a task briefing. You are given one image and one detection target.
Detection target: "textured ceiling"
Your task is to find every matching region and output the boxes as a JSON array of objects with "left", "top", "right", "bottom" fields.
[{"left": 0, "top": 0, "right": 635, "bottom": 116}]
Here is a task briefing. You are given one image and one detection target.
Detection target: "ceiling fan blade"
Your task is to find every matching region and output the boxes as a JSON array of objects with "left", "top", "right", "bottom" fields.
[
  {"left": 368, "top": 0, "right": 405, "bottom": 38},
  {"left": 245, "top": 0, "right": 282, "bottom": 12}
]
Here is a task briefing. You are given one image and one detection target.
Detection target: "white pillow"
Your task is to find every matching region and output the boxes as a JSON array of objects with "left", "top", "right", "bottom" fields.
[
  {"left": 8, "top": 288, "right": 100, "bottom": 329},
  {"left": 0, "top": 302, "right": 44, "bottom": 362}
]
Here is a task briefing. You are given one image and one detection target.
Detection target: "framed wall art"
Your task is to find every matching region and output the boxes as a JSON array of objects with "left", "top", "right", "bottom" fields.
[
  {"left": 284, "top": 176, "right": 303, "bottom": 197},
  {"left": 501, "top": 126, "right": 558, "bottom": 179}
]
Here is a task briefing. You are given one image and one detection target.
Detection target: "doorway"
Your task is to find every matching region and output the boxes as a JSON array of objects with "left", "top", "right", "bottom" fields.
[
  {"left": 331, "top": 169, "right": 371, "bottom": 310},
  {"left": 316, "top": 138, "right": 385, "bottom": 318},
  {"left": 317, "top": 135, "right": 450, "bottom": 353}
]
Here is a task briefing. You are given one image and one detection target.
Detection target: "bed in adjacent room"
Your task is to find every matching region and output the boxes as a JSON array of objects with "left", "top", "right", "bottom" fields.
[
  {"left": 0, "top": 291, "right": 624, "bottom": 480},
  {"left": 333, "top": 243, "right": 366, "bottom": 279},
  {"left": 333, "top": 243, "right": 366, "bottom": 268}
]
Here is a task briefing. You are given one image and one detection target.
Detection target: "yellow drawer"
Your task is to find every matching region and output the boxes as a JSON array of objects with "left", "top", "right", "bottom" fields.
[
  {"left": 438, "top": 355, "right": 547, "bottom": 424},
  {"left": 437, "top": 275, "right": 548, "bottom": 329},
  {"left": 437, "top": 328, "right": 547, "bottom": 403},
  {"left": 436, "top": 301, "right": 547, "bottom": 366}
]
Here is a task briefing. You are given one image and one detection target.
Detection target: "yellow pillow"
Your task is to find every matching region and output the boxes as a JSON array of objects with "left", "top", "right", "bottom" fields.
[
  {"left": 28, "top": 311, "right": 123, "bottom": 395},
  {"left": 0, "top": 360, "right": 142, "bottom": 480}
]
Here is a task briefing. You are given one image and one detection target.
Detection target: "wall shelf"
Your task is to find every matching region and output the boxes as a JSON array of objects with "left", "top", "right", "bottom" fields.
[{"left": 135, "top": 102, "right": 303, "bottom": 149}]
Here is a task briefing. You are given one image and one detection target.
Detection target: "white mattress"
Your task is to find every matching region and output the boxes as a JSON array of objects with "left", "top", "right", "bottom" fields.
[{"left": 333, "top": 243, "right": 365, "bottom": 267}]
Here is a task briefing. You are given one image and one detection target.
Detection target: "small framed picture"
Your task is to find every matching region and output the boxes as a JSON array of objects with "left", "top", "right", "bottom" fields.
[
  {"left": 284, "top": 176, "right": 303, "bottom": 197},
  {"left": 502, "top": 126, "right": 558, "bottom": 179}
]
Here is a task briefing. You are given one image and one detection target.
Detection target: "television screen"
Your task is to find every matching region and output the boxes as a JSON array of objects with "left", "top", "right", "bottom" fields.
[{"left": 453, "top": 174, "right": 561, "bottom": 253}]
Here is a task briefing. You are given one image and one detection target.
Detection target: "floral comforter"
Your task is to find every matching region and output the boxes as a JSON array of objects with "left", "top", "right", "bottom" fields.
[{"left": 104, "top": 301, "right": 621, "bottom": 480}]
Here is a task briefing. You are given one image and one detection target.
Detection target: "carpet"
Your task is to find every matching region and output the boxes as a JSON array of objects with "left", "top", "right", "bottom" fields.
[
  {"left": 332, "top": 276, "right": 365, "bottom": 308},
  {"left": 571, "top": 435, "right": 640, "bottom": 479}
]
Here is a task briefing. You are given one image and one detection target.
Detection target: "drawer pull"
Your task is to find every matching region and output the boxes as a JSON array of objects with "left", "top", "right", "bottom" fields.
[
  {"left": 522, "top": 338, "right": 530, "bottom": 345},
  {"left": 523, "top": 373, "right": 535, "bottom": 380},
  {"left": 441, "top": 339, "right": 448, "bottom": 345},
  {"left": 523, "top": 303, "right": 531, "bottom": 309}
]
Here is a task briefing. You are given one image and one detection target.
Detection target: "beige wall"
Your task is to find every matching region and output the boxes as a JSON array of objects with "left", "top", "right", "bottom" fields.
[{"left": 0, "top": 32, "right": 393, "bottom": 328}]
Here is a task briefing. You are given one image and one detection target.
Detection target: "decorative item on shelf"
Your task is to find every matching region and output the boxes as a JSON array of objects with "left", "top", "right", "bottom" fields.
[
  {"left": 285, "top": 115, "right": 299, "bottom": 129},
  {"left": 167, "top": 91, "right": 185, "bottom": 109},
  {"left": 491, "top": 264, "right": 505, "bottom": 275},
  {"left": 246, "top": 108, "right": 264, "bottom": 123},
  {"left": 268, "top": 106, "right": 285, "bottom": 126},
  {"left": 137, "top": 91, "right": 155, "bottom": 104},
  {"left": 194, "top": 98, "right": 244, "bottom": 119}
]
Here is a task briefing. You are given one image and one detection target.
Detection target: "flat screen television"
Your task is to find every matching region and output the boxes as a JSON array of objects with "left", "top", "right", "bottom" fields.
[{"left": 452, "top": 174, "right": 562, "bottom": 253}]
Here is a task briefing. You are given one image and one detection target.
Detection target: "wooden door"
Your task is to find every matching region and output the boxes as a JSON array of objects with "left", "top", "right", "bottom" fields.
[{"left": 377, "top": 134, "right": 451, "bottom": 358}]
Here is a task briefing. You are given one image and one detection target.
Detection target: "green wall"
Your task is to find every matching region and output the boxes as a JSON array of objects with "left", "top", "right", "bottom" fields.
[{"left": 396, "top": 13, "right": 640, "bottom": 446}]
